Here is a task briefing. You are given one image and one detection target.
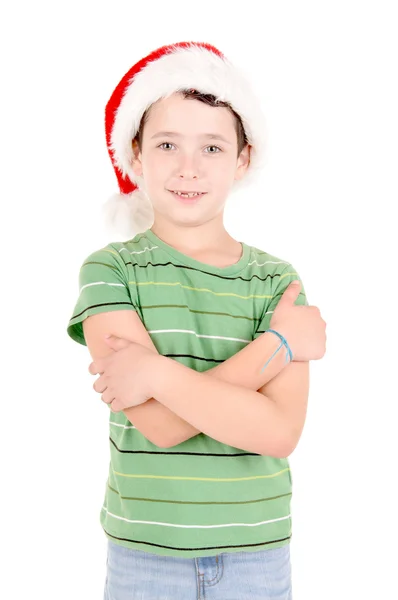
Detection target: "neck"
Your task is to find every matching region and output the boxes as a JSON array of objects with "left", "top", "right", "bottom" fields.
[{"left": 150, "top": 214, "right": 235, "bottom": 253}]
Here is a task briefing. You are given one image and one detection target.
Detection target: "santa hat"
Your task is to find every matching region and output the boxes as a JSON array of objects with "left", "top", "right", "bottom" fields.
[{"left": 103, "top": 41, "right": 267, "bottom": 239}]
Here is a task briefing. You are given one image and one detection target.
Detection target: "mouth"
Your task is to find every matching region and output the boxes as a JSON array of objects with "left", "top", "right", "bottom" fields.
[
  {"left": 169, "top": 190, "right": 206, "bottom": 197},
  {"left": 168, "top": 190, "right": 206, "bottom": 203}
]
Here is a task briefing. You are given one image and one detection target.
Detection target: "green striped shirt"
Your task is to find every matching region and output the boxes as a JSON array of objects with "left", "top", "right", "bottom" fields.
[{"left": 67, "top": 228, "right": 308, "bottom": 558}]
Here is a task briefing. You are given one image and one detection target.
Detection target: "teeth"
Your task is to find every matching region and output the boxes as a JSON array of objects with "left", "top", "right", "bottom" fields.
[{"left": 173, "top": 191, "right": 202, "bottom": 198}]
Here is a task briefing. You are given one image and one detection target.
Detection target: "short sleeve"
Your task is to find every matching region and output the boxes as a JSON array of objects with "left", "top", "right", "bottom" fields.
[
  {"left": 253, "top": 263, "right": 309, "bottom": 339},
  {"left": 67, "top": 244, "right": 137, "bottom": 346}
]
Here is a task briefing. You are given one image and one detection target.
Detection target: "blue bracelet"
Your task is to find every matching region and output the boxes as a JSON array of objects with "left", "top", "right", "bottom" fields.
[{"left": 260, "top": 329, "right": 293, "bottom": 373}]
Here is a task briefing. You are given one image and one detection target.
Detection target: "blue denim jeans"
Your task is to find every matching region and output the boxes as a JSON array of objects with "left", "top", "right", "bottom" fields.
[{"left": 104, "top": 539, "right": 292, "bottom": 599}]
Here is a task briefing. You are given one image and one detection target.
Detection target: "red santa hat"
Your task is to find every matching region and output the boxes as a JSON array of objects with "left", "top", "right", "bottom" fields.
[{"left": 103, "top": 41, "right": 267, "bottom": 239}]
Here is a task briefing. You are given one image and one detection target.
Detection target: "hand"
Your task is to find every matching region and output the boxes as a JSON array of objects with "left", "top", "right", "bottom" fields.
[
  {"left": 88, "top": 336, "right": 158, "bottom": 412},
  {"left": 270, "top": 281, "right": 327, "bottom": 361}
]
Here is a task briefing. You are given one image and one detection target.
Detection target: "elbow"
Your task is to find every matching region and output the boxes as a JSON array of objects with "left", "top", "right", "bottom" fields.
[
  {"left": 278, "top": 431, "right": 301, "bottom": 458},
  {"left": 259, "top": 432, "right": 300, "bottom": 459},
  {"left": 277, "top": 420, "right": 304, "bottom": 458},
  {"left": 153, "top": 435, "right": 173, "bottom": 449},
  {"left": 278, "top": 441, "right": 297, "bottom": 459},
  {"left": 259, "top": 447, "right": 292, "bottom": 459},
  {"left": 155, "top": 432, "right": 186, "bottom": 449}
]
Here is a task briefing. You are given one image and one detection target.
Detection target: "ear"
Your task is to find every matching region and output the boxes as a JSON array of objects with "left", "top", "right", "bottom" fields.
[
  {"left": 131, "top": 138, "right": 143, "bottom": 177},
  {"left": 234, "top": 144, "right": 251, "bottom": 181}
]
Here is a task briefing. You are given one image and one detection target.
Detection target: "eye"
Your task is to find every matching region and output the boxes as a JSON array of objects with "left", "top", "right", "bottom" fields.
[
  {"left": 205, "top": 146, "right": 222, "bottom": 153},
  {"left": 157, "top": 143, "right": 222, "bottom": 153},
  {"left": 158, "top": 142, "right": 175, "bottom": 150}
]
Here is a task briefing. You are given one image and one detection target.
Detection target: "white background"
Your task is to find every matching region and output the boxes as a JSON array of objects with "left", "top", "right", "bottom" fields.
[{"left": 1, "top": 1, "right": 397, "bottom": 598}]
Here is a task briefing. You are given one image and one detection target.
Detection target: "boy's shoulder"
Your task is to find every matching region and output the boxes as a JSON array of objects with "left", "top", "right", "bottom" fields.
[
  {"left": 80, "top": 232, "right": 149, "bottom": 263},
  {"left": 245, "top": 242, "right": 292, "bottom": 273}
]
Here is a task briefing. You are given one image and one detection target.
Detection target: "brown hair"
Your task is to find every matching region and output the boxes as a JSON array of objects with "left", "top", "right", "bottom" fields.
[{"left": 134, "top": 89, "right": 248, "bottom": 156}]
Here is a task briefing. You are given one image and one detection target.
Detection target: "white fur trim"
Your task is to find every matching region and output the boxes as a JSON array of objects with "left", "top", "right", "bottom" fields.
[
  {"left": 102, "top": 189, "right": 154, "bottom": 240},
  {"left": 110, "top": 45, "right": 268, "bottom": 194}
]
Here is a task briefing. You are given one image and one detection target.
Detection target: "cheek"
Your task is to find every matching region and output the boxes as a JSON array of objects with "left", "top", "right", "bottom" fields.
[
  {"left": 142, "top": 154, "right": 169, "bottom": 183},
  {"left": 212, "top": 160, "right": 236, "bottom": 187}
]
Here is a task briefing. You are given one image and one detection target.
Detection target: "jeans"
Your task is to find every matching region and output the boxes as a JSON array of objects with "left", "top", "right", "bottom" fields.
[{"left": 104, "top": 539, "right": 292, "bottom": 599}]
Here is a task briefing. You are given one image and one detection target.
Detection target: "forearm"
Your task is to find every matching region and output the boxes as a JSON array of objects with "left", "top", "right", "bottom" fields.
[
  {"left": 151, "top": 354, "right": 292, "bottom": 457},
  {"left": 265, "top": 362, "right": 310, "bottom": 446},
  {"left": 124, "top": 332, "right": 290, "bottom": 446},
  {"left": 206, "top": 331, "right": 289, "bottom": 388}
]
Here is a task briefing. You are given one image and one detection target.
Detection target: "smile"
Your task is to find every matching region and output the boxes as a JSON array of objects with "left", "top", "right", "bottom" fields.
[{"left": 170, "top": 191, "right": 205, "bottom": 198}]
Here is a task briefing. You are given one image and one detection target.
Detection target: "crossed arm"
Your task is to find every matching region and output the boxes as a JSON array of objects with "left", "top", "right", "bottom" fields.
[{"left": 83, "top": 310, "right": 309, "bottom": 456}]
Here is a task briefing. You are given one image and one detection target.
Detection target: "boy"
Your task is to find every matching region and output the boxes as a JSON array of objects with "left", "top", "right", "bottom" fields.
[{"left": 67, "top": 42, "right": 326, "bottom": 599}]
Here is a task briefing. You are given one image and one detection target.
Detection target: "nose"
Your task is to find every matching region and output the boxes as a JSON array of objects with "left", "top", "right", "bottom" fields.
[{"left": 177, "top": 153, "right": 199, "bottom": 179}]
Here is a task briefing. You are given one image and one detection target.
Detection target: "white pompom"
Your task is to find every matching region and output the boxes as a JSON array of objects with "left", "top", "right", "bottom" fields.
[{"left": 102, "top": 189, "right": 154, "bottom": 241}]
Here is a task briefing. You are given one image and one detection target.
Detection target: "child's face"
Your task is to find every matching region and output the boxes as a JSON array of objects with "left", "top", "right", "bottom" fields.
[{"left": 131, "top": 93, "right": 250, "bottom": 229}]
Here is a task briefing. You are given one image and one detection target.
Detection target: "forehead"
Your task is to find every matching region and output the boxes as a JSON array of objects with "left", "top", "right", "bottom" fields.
[{"left": 144, "top": 93, "right": 236, "bottom": 136}]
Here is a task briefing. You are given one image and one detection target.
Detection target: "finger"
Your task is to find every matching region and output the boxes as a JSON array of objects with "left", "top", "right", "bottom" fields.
[
  {"left": 109, "top": 399, "right": 122, "bottom": 413},
  {"left": 89, "top": 361, "right": 103, "bottom": 376},
  {"left": 101, "top": 388, "right": 114, "bottom": 405},
  {"left": 93, "top": 375, "right": 107, "bottom": 394},
  {"left": 277, "top": 281, "right": 302, "bottom": 307},
  {"left": 104, "top": 335, "right": 131, "bottom": 351}
]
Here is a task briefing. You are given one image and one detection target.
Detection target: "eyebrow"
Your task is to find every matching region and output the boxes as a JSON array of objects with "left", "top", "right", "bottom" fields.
[{"left": 150, "top": 131, "right": 232, "bottom": 144}]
